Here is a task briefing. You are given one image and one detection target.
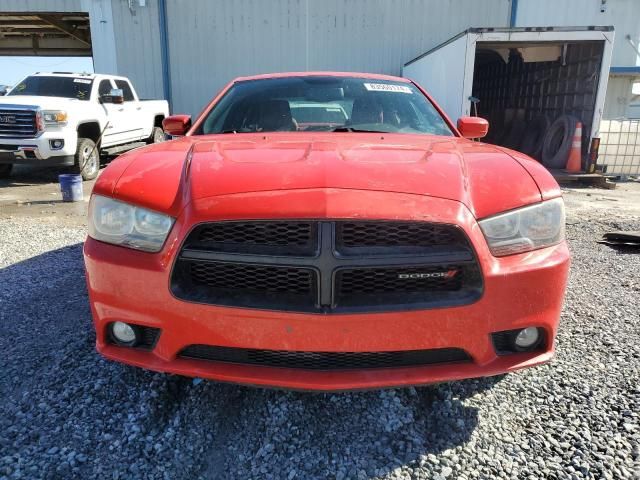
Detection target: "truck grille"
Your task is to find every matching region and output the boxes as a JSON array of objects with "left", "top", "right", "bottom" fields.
[
  {"left": 171, "top": 220, "right": 482, "bottom": 313},
  {"left": 0, "top": 108, "right": 38, "bottom": 138},
  {"left": 179, "top": 344, "right": 471, "bottom": 371}
]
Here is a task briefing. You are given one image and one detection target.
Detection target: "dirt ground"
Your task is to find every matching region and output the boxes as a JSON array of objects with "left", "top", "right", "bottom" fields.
[
  {"left": 1, "top": 164, "right": 638, "bottom": 227},
  {"left": 0, "top": 165, "right": 96, "bottom": 227}
]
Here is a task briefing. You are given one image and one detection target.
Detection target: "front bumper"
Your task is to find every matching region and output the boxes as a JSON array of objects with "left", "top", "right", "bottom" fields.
[
  {"left": 84, "top": 189, "right": 570, "bottom": 391},
  {"left": 0, "top": 130, "right": 77, "bottom": 165}
]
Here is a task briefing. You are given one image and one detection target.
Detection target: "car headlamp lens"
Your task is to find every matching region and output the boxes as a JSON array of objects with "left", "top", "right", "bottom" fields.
[
  {"left": 519, "top": 200, "right": 563, "bottom": 241},
  {"left": 479, "top": 198, "right": 565, "bottom": 257},
  {"left": 42, "top": 110, "right": 68, "bottom": 124},
  {"left": 88, "top": 195, "right": 174, "bottom": 252},
  {"left": 479, "top": 212, "right": 519, "bottom": 239},
  {"left": 134, "top": 208, "right": 174, "bottom": 236},
  {"left": 92, "top": 197, "right": 134, "bottom": 236}
]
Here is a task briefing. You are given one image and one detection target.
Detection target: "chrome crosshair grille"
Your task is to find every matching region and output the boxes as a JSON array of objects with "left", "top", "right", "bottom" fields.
[
  {"left": 0, "top": 107, "right": 38, "bottom": 138},
  {"left": 170, "top": 221, "right": 483, "bottom": 313}
]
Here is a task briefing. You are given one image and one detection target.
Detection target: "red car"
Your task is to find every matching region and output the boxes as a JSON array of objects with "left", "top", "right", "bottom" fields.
[{"left": 83, "top": 72, "right": 570, "bottom": 391}]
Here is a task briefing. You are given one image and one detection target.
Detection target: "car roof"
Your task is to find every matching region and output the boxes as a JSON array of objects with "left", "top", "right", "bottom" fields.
[{"left": 233, "top": 71, "right": 411, "bottom": 83}]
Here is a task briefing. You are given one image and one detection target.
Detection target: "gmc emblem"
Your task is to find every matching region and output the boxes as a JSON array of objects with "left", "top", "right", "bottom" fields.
[
  {"left": 398, "top": 270, "right": 458, "bottom": 279},
  {"left": 0, "top": 115, "right": 17, "bottom": 124}
]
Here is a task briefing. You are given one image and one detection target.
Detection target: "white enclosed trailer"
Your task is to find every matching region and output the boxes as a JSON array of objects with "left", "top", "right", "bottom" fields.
[{"left": 403, "top": 27, "right": 614, "bottom": 164}]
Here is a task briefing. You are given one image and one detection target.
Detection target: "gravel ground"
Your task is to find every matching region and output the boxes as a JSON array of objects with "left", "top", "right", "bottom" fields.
[{"left": 1, "top": 189, "right": 639, "bottom": 480}]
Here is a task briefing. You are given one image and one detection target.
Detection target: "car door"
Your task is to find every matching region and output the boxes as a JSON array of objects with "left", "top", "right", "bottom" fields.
[
  {"left": 97, "top": 78, "right": 129, "bottom": 147},
  {"left": 114, "top": 79, "right": 145, "bottom": 142}
]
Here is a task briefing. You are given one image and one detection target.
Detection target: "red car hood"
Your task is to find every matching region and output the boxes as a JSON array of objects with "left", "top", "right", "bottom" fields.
[{"left": 105, "top": 133, "right": 546, "bottom": 219}]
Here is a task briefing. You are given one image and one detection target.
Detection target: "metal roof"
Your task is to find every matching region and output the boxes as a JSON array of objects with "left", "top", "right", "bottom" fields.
[{"left": 0, "top": 12, "right": 91, "bottom": 56}]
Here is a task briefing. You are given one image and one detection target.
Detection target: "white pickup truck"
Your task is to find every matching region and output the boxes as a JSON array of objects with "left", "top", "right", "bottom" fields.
[{"left": 0, "top": 72, "right": 169, "bottom": 180}]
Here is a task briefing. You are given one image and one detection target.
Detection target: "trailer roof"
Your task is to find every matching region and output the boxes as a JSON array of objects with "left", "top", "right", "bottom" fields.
[{"left": 404, "top": 26, "right": 615, "bottom": 67}]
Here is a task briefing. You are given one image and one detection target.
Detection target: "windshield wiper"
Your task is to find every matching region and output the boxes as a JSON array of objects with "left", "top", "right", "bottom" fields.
[
  {"left": 331, "top": 126, "right": 389, "bottom": 133},
  {"left": 220, "top": 129, "right": 238, "bottom": 134}
]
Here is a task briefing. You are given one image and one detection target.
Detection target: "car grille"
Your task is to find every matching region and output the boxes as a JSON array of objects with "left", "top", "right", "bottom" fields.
[
  {"left": 186, "top": 261, "right": 318, "bottom": 311},
  {"left": 336, "top": 221, "right": 464, "bottom": 254},
  {"left": 171, "top": 220, "right": 482, "bottom": 313},
  {"left": 0, "top": 108, "right": 38, "bottom": 138},
  {"left": 179, "top": 344, "right": 472, "bottom": 371},
  {"left": 188, "top": 221, "right": 318, "bottom": 256}
]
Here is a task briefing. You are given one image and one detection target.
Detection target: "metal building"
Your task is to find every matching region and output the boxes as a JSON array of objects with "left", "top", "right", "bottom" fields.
[{"left": 0, "top": 0, "right": 639, "bottom": 119}]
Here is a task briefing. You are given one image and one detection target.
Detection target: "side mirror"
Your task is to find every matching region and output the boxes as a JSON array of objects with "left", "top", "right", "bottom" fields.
[
  {"left": 162, "top": 115, "right": 192, "bottom": 136},
  {"left": 100, "top": 88, "right": 124, "bottom": 105},
  {"left": 457, "top": 116, "right": 489, "bottom": 139}
]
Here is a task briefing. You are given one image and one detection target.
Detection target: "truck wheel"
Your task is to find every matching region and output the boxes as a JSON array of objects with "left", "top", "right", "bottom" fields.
[
  {"left": 147, "top": 126, "right": 165, "bottom": 144},
  {"left": 74, "top": 137, "right": 100, "bottom": 181},
  {"left": 0, "top": 164, "right": 12, "bottom": 179}
]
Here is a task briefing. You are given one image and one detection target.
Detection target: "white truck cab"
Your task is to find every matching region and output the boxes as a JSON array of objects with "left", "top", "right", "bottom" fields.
[{"left": 0, "top": 72, "right": 169, "bottom": 180}]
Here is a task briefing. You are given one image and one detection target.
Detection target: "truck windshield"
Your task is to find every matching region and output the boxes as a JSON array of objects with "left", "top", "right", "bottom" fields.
[
  {"left": 197, "top": 76, "right": 453, "bottom": 136},
  {"left": 8, "top": 76, "right": 93, "bottom": 101}
]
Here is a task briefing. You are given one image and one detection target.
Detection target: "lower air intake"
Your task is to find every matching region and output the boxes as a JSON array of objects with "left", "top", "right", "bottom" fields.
[{"left": 179, "top": 345, "right": 471, "bottom": 371}]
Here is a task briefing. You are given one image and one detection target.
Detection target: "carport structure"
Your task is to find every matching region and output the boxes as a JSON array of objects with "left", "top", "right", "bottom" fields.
[{"left": 0, "top": 12, "right": 90, "bottom": 56}]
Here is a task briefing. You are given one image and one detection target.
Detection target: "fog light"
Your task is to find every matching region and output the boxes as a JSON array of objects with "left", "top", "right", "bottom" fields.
[
  {"left": 514, "top": 327, "right": 540, "bottom": 349},
  {"left": 110, "top": 321, "right": 138, "bottom": 346},
  {"left": 50, "top": 139, "right": 64, "bottom": 150}
]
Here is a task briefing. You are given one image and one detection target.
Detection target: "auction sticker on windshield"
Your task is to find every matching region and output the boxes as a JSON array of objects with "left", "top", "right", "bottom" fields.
[{"left": 364, "top": 83, "right": 412, "bottom": 94}]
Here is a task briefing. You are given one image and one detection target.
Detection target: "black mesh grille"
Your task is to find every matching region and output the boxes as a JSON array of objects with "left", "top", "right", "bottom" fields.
[
  {"left": 171, "top": 220, "right": 482, "bottom": 312},
  {"left": 337, "top": 266, "right": 463, "bottom": 295},
  {"left": 179, "top": 344, "right": 471, "bottom": 370},
  {"left": 172, "top": 261, "right": 318, "bottom": 311},
  {"left": 336, "top": 221, "right": 466, "bottom": 255},
  {"left": 335, "top": 264, "right": 481, "bottom": 309},
  {"left": 186, "top": 221, "right": 317, "bottom": 256},
  {"left": 138, "top": 326, "right": 161, "bottom": 348},
  {"left": 190, "top": 262, "right": 315, "bottom": 295}
]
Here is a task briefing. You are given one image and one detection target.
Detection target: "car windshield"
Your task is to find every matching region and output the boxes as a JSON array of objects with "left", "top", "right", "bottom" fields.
[
  {"left": 8, "top": 76, "right": 93, "bottom": 101},
  {"left": 197, "top": 76, "right": 453, "bottom": 136}
]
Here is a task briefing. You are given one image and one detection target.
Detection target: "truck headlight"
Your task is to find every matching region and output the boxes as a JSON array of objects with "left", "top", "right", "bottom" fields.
[
  {"left": 88, "top": 195, "right": 174, "bottom": 252},
  {"left": 479, "top": 198, "right": 565, "bottom": 256},
  {"left": 42, "top": 110, "right": 67, "bottom": 125}
]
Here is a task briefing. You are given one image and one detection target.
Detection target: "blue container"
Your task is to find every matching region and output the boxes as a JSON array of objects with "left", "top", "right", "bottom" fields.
[{"left": 59, "top": 174, "right": 84, "bottom": 202}]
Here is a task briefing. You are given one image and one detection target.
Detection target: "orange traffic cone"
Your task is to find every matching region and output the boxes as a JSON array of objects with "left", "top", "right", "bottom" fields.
[{"left": 565, "top": 122, "right": 583, "bottom": 173}]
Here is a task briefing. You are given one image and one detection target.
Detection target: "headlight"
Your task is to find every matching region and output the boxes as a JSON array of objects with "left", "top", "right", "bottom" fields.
[
  {"left": 88, "top": 195, "right": 174, "bottom": 252},
  {"left": 479, "top": 198, "right": 565, "bottom": 256},
  {"left": 42, "top": 110, "right": 68, "bottom": 125}
]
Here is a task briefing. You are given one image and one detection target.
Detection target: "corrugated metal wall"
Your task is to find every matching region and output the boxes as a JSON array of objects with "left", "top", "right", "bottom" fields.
[
  {"left": 0, "top": 0, "right": 81, "bottom": 11},
  {"left": 164, "top": 0, "right": 510, "bottom": 115},
  {"left": 110, "top": 0, "right": 164, "bottom": 99}
]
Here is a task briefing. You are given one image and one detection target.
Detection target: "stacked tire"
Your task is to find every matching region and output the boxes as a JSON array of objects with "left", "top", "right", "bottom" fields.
[
  {"left": 498, "top": 113, "right": 581, "bottom": 170},
  {"left": 520, "top": 115, "right": 550, "bottom": 160},
  {"left": 540, "top": 115, "right": 580, "bottom": 169}
]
